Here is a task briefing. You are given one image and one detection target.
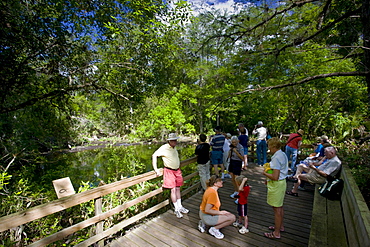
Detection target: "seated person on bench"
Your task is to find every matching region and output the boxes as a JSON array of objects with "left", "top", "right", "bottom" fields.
[
  {"left": 308, "top": 135, "right": 330, "bottom": 161},
  {"left": 286, "top": 146, "right": 341, "bottom": 197}
]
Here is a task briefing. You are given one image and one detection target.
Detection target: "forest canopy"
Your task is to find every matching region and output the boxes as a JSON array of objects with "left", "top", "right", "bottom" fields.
[{"left": 0, "top": 0, "right": 369, "bottom": 176}]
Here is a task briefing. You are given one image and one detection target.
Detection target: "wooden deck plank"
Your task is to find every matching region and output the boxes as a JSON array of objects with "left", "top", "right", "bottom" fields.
[
  {"left": 109, "top": 236, "right": 139, "bottom": 247},
  {"left": 115, "top": 227, "right": 155, "bottom": 246},
  {"left": 107, "top": 163, "right": 314, "bottom": 247},
  {"left": 145, "top": 219, "right": 189, "bottom": 247}
]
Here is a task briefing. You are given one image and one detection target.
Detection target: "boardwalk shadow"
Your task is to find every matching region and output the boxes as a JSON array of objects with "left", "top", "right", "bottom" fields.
[{"left": 109, "top": 163, "right": 314, "bottom": 247}]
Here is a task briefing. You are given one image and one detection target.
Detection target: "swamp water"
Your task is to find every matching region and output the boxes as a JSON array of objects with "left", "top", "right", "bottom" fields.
[{"left": 36, "top": 142, "right": 196, "bottom": 193}]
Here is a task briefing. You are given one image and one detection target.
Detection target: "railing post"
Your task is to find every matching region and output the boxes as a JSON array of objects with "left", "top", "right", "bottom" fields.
[
  {"left": 94, "top": 181, "right": 105, "bottom": 247},
  {"left": 94, "top": 197, "right": 103, "bottom": 247}
]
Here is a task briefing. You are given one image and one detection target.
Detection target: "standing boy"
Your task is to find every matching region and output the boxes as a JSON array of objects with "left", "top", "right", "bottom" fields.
[
  {"left": 195, "top": 134, "right": 211, "bottom": 191},
  {"left": 233, "top": 175, "right": 250, "bottom": 234}
]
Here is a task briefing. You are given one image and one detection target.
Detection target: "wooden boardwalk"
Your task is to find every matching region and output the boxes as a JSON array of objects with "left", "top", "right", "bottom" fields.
[{"left": 108, "top": 163, "right": 315, "bottom": 247}]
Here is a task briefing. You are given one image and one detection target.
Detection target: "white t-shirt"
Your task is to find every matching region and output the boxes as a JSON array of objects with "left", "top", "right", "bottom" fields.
[
  {"left": 223, "top": 139, "right": 231, "bottom": 153},
  {"left": 269, "top": 150, "right": 289, "bottom": 180},
  {"left": 253, "top": 127, "right": 267, "bottom": 140}
]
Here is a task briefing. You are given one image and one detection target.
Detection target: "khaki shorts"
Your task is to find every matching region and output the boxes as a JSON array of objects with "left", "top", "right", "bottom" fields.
[{"left": 305, "top": 170, "right": 326, "bottom": 184}]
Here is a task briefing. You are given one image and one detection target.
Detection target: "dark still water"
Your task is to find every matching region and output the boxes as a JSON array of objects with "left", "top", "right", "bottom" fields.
[{"left": 36, "top": 142, "right": 196, "bottom": 192}]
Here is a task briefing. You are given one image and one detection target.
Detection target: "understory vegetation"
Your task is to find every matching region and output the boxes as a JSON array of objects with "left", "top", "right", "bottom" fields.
[{"left": 1, "top": 0, "right": 370, "bottom": 245}]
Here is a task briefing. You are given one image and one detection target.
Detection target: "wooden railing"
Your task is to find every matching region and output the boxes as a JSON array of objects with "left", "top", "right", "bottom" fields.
[
  {"left": 340, "top": 164, "right": 370, "bottom": 246},
  {"left": 0, "top": 156, "right": 199, "bottom": 247},
  {"left": 247, "top": 141, "right": 314, "bottom": 161}
]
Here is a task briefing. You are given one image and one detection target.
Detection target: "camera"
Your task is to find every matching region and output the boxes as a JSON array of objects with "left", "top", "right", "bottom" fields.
[{"left": 229, "top": 144, "right": 236, "bottom": 148}]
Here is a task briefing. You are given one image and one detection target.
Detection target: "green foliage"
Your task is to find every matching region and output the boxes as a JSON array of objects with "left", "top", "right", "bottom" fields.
[
  {"left": 339, "top": 143, "right": 370, "bottom": 209},
  {"left": 134, "top": 93, "right": 196, "bottom": 140},
  {"left": 0, "top": 172, "right": 11, "bottom": 191}
]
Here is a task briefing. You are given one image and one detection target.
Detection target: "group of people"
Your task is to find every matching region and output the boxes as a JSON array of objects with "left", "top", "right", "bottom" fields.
[{"left": 151, "top": 127, "right": 342, "bottom": 241}]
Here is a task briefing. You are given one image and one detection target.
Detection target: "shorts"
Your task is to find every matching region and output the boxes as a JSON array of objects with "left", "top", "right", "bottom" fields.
[
  {"left": 243, "top": 147, "right": 248, "bottom": 155},
  {"left": 199, "top": 210, "right": 219, "bottom": 226},
  {"left": 228, "top": 159, "right": 242, "bottom": 175},
  {"left": 305, "top": 170, "right": 326, "bottom": 184},
  {"left": 237, "top": 203, "right": 248, "bottom": 217},
  {"left": 162, "top": 167, "right": 183, "bottom": 189},
  {"left": 211, "top": 151, "right": 223, "bottom": 165},
  {"left": 267, "top": 179, "right": 287, "bottom": 207}
]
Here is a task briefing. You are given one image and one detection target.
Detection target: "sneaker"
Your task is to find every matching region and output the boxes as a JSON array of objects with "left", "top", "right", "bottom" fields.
[
  {"left": 235, "top": 199, "right": 239, "bottom": 204},
  {"left": 221, "top": 173, "right": 225, "bottom": 179},
  {"left": 174, "top": 210, "right": 183, "bottom": 218},
  {"left": 226, "top": 173, "right": 232, "bottom": 178},
  {"left": 233, "top": 221, "right": 243, "bottom": 228},
  {"left": 209, "top": 227, "right": 224, "bottom": 239},
  {"left": 179, "top": 207, "right": 189, "bottom": 214},
  {"left": 239, "top": 226, "right": 249, "bottom": 234},
  {"left": 230, "top": 192, "right": 238, "bottom": 198},
  {"left": 198, "top": 220, "right": 206, "bottom": 233}
]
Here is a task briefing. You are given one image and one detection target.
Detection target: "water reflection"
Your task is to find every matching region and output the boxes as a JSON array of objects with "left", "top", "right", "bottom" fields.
[{"left": 41, "top": 143, "right": 196, "bottom": 191}]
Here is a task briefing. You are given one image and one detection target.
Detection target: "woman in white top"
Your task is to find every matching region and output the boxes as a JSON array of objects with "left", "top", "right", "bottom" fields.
[{"left": 262, "top": 137, "right": 288, "bottom": 240}]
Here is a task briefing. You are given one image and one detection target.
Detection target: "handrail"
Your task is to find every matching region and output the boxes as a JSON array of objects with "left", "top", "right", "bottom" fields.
[{"left": 0, "top": 156, "right": 198, "bottom": 246}]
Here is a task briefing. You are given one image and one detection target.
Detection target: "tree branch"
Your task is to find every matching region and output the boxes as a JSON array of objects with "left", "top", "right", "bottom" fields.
[
  {"left": 274, "top": 7, "right": 362, "bottom": 55},
  {"left": 92, "top": 84, "right": 131, "bottom": 101},
  {"left": 234, "top": 71, "right": 370, "bottom": 95},
  {"left": 0, "top": 83, "right": 96, "bottom": 114},
  {"left": 200, "top": 0, "right": 317, "bottom": 48},
  {"left": 212, "top": 71, "right": 370, "bottom": 112}
]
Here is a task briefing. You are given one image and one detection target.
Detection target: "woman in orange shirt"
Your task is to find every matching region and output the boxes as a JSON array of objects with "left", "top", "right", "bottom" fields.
[{"left": 198, "top": 175, "right": 235, "bottom": 239}]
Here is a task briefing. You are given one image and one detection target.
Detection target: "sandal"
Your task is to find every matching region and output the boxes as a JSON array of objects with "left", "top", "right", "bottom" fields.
[
  {"left": 268, "top": 226, "right": 285, "bottom": 232},
  {"left": 264, "top": 232, "right": 281, "bottom": 239},
  {"left": 286, "top": 190, "right": 298, "bottom": 197}
]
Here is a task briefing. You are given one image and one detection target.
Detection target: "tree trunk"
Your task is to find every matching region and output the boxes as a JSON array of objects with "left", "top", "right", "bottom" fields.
[{"left": 362, "top": 0, "right": 370, "bottom": 112}]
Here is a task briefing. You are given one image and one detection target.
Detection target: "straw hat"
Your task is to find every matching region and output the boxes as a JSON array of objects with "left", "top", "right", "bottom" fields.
[{"left": 167, "top": 133, "right": 179, "bottom": 141}]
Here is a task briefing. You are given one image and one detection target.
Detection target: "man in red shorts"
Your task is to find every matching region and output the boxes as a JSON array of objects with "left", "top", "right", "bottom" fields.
[{"left": 152, "top": 133, "right": 190, "bottom": 218}]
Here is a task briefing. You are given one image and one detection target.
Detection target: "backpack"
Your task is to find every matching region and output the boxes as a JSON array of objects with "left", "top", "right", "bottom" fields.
[{"left": 318, "top": 175, "right": 344, "bottom": 201}]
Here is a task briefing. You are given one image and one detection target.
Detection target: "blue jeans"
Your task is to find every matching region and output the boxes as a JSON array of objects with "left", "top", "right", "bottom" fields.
[
  {"left": 256, "top": 140, "right": 267, "bottom": 166},
  {"left": 285, "top": 145, "right": 298, "bottom": 171}
]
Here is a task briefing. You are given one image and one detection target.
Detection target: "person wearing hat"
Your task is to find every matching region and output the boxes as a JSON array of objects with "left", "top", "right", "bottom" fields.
[
  {"left": 152, "top": 133, "right": 189, "bottom": 218},
  {"left": 252, "top": 121, "right": 268, "bottom": 166},
  {"left": 210, "top": 126, "right": 226, "bottom": 179},
  {"left": 316, "top": 135, "right": 329, "bottom": 159},
  {"left": 285, "top": 129, "right": 304, "bottom": 173}
]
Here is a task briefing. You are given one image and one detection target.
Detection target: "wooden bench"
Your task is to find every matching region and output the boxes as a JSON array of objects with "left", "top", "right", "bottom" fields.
[
  {"left": 308, "top": 184, "right": 348, "bottom": 247},
  {"left": 309, "top": 164, "right": 370, "bottom": 247}
]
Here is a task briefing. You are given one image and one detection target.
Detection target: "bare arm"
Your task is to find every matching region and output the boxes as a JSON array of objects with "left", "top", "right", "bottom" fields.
[
  {"left": 204, "top": 203, "right": 229, "bottom": 215},
  {"left": 309, "top": 164, "right": 327, "bottom": 177},
  {"left": 263, "top": 169, "right": 280, "bottom": 181},
  {"left": 152, "top": 154, "right": 160, "bottom": 176},
  {"left": 238, "top": 178, "right": 248, "bottom": 191},
  {"left": 232, "top": 148, "right": 244, "bottom": 160}
]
